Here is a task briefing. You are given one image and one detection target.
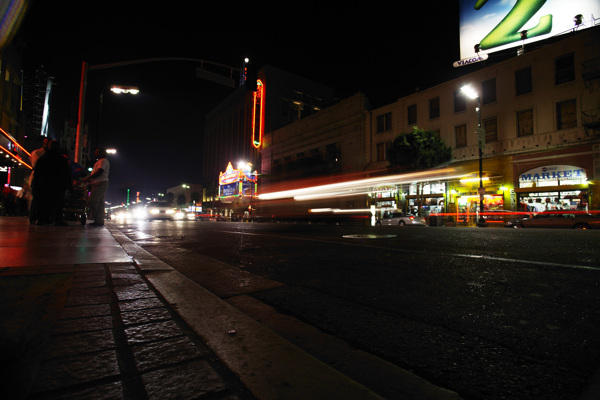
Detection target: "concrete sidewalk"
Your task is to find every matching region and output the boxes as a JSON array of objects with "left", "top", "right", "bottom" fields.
[{"left": 0, "top": 217, "right": 461, "bottom": 400}]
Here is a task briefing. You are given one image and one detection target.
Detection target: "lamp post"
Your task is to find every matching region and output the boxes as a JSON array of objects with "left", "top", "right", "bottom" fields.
[
  {"left": 461, "top": 84, "right": 486, "bottom": 227},
  {"left": 182, "top": 184, "right": 191, "bottom": 208},
  {"left": 75, "top": 57, "right": 241, "bottom": 164}
]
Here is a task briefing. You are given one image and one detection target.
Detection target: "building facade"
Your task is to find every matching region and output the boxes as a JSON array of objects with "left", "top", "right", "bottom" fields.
[
  {"left": 202, "top": 65, "right": 337, "bottom": 208},
  {"left": 367, "top": 27, "right": 600, "bottom": 223},
  {"left": 0, "top": 38, "right": 30, "bottom": 192}
]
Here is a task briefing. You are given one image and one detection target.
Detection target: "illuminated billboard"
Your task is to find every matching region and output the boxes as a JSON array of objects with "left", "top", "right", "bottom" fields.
[
  {"left": 459, "top": 0, "right": 600, "bottom": 60},
  {"left": 218, "top": 162, "right": 258, "bottom": 200}
]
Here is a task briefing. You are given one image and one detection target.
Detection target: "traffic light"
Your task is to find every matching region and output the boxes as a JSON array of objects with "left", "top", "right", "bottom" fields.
[{"left": 245, "top": 64, "right": 257, "bottom": 91}]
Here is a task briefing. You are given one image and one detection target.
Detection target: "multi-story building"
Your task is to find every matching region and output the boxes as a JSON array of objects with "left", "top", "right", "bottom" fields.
[
  {"left": 202, "top": 27, "right": 599, "bottom": 224},
  {"left": 202, "top": 64, "right": 337, "bottom": 210},
  {"left": 367, "top": 27, "right": 600, "bottom": 222},
  {"left": 261, "top": 92, "right": 370, "bottom": 185},
  {"left": 0, "top": 38, "right": 30, "bottom": 190}
]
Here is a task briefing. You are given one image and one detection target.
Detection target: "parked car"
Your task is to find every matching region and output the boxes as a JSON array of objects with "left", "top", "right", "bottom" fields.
[
  {"left": 376, "top": 212, "right": 426, "bottom": 226},
  {"left": 482, "top": 210, "right": 533, "bottom": 227},
  {"left": 506, "top": 211, "right": 600, "bottom": 229}
]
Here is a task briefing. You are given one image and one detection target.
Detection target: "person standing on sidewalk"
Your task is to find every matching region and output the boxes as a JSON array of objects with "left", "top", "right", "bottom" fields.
[
  {"left": 82, "top": 148, "right": 109, "bottom": 227},
  {"left": 31, "top": 140, "right": 72, "bottom": 225},
  {"left": 29, "top": 138, "right": 51, "bottom": 224}
]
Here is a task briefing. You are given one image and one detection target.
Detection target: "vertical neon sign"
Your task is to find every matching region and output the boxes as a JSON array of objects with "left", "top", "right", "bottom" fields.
[{"left": 252, "top": 80, "right": 264, "bottom": 148}]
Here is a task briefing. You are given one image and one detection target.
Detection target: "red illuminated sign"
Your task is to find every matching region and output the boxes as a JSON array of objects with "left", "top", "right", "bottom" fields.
[{"left": 252, "top": 80, "right": 264, "bottom": 148}]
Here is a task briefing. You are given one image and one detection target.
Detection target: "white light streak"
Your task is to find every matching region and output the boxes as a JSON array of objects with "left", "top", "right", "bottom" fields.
[{"left": 259, "top": 168, "right": 463, "bottom": 201}]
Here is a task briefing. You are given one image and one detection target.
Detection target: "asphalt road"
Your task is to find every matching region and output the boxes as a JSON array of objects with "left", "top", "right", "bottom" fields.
[{"left": 112, "top": 220, "right": 600, "bottom": 400}]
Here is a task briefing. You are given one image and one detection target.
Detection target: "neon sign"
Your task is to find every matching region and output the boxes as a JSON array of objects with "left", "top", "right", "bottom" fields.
[{"left": 252, "top": 80, "right": 264, "bottom": 148}]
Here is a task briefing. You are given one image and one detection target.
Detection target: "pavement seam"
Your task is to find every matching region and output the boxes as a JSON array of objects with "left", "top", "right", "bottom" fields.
[{"left": 105, "top": 264, "right": 149, "bottom": 400}]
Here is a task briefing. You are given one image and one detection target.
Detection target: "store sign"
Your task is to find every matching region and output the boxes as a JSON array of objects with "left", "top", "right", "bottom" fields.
[{"left": 519, "top": 165, "right": 587, "bottom": 186}]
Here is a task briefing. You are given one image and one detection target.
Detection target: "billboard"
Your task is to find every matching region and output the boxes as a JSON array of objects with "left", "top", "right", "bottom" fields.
[{"left": 459, "top": 0, "right": 600, "bottom": 60}]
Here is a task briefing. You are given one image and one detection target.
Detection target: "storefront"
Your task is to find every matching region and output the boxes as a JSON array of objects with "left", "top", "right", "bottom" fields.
[
  {"left": 368, "top": 185, "right": 397, "bottom": 218},
  {"left": 514, "top": 165, "right": 589, "bottom": 212},
  {"left": 404, "top": 181, "right": 446, "bottom": 217},
  {"left": 445, "top": 171, "right": 509, "bottom": 226}
]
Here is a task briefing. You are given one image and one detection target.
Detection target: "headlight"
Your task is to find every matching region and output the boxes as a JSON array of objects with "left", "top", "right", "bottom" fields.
[
  {"left": 174, "top": 211, "right": 186, "bottom": 220},
  {"left": 133, "top": 209, "right": 147, "bottom": 219},
  {"left": 166, "top": 209, "right": 175, "bottom": 215}
]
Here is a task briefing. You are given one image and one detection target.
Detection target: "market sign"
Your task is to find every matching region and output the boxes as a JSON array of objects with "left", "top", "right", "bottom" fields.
[{"left": 519, "top": 165, "right": 587, "bottom": 187}]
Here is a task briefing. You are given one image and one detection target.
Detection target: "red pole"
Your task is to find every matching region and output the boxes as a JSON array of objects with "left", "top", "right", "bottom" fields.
[{"left": 75, "top": 61, "right": 88, "bottom": 164}]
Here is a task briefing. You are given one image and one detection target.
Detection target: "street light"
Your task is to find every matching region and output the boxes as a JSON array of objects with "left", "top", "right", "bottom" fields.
[
  {"left": 75, "top": 57, "right": 241, "bottom": 164},
  {"left": 110, "top": 85, "right": 139, "bottom": 95},
  {"left": 460, "top": 84, "right": 486, "bottom": 227}
]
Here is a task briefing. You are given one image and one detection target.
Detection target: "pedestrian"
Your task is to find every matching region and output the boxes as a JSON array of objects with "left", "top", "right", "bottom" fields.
[
  {"left": 82, "top": 148, "right": 109, "bottom": 227},
  {"left": 28, "top": 137, "right": 51, "bottom": 224},
  {"left": 31, "top": 140, "right": 72, "bottom": 226}
]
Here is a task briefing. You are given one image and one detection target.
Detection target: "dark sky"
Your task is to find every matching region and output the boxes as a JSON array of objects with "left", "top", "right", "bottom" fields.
[{"left": 17, "top": 0, "right": 461, "bottom": 204}]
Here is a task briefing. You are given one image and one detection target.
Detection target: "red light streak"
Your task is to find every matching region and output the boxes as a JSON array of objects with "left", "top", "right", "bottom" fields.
[{"left": 0, "top": 143, "right": 32, "bottom": 170}]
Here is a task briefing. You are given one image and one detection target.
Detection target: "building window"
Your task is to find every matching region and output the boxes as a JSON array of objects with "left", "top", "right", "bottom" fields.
[
  {"left": 517, "top": 109, "right": 533, "bottom": 137},
  {"left": 481, "top": 78, "right": 496, "bottom": 105},
  {"left": 376, "top": 142, "right": 391, "bottom": 162},
  {"left": 455, "top": 124, "right": 467, "bottom": 148},
  {"left": 376, "top": 112, "right": 392, "bottom": 133},
  {"left": 407, "top": 104, "right": 417, "bottom": 125},
  {"left": 429, "top": 97, "right": 440, "bottom": 119},
  {"left": 515, "top": 67, "right": 532, "bottom": 95},
  {"left": 555, "top": 53, "right": 575, "bottom": 85},
  {"left": 556, "top": 99, "right": 577, "bottom": 130},
  {"left": 454, "top": 90, "right": 466, "bottom": 113},
  {"left": 484, "top": 117, "right": 498, "bottom": 142}
]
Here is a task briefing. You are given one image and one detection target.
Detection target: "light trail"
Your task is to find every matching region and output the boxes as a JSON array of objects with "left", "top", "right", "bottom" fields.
[{"left": 258, "top": 168, "right": 463, "bottom": 201}]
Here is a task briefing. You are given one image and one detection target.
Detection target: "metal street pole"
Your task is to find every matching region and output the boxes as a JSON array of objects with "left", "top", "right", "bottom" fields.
[
  {"left": 75, "top": 62, "right": 88, "bottom": 164},
  {"left": 476, "top": 96, "right": 486, "bottom": 228}
]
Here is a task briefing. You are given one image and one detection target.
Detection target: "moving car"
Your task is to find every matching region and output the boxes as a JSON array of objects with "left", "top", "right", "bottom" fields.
[
  {"left": 144, "top": 201, "right": 176, "bottom": 220},
  {"left": 506, "top": 211, "right": 600, "bottom": 229},
  {"left": 376, "top": 211, "right": 426, "bottom": 226}
]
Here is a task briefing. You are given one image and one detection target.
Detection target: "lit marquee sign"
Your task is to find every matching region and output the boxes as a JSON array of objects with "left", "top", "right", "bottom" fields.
[
  {"left": 459, "top": 0, "right": 600, "bottom": 60},
  {"left": 219, "top": 162, "right": 258, "bottom": 199}
]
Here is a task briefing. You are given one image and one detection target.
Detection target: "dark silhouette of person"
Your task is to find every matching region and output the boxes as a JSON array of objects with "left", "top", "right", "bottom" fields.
[
  {"left": 28, "top": 137, "right": 51, "bottom": 223},
  {"left": 31, "top": 140, "right": 72, "bottom": 225}
]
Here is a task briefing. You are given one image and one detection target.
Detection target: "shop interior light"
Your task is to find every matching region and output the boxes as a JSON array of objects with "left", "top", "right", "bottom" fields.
[{"left": 460, "top": 176, "right": 490, "bottom": 183}]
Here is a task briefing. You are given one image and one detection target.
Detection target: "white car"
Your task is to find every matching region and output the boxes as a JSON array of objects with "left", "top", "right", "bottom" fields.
[
  {"left": 376, "top": 212, "right": 426, "bottom": 226},
  {"left": 144, "top": 201, "right": 176, "bottom": 220}
]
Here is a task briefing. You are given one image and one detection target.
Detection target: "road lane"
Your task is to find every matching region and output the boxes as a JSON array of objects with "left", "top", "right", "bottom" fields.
[{"left": 113, "top": 221, "right": 600, "bottom": 400}]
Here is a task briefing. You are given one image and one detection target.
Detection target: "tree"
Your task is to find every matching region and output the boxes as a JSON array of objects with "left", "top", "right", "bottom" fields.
[
  {"left": 176, "top": 193, "right": 187, "bottom": 207},
  {"left": 387, "top": 126, "right": 452, "bottom": 217},
  {"left": 387, "top": 126, "right": 452, "bottom": 170}
]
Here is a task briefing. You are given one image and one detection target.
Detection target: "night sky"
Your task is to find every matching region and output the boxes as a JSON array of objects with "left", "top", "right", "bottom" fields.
[{"left": 17, "top": 0, "right": 460, "bottom": 204}]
